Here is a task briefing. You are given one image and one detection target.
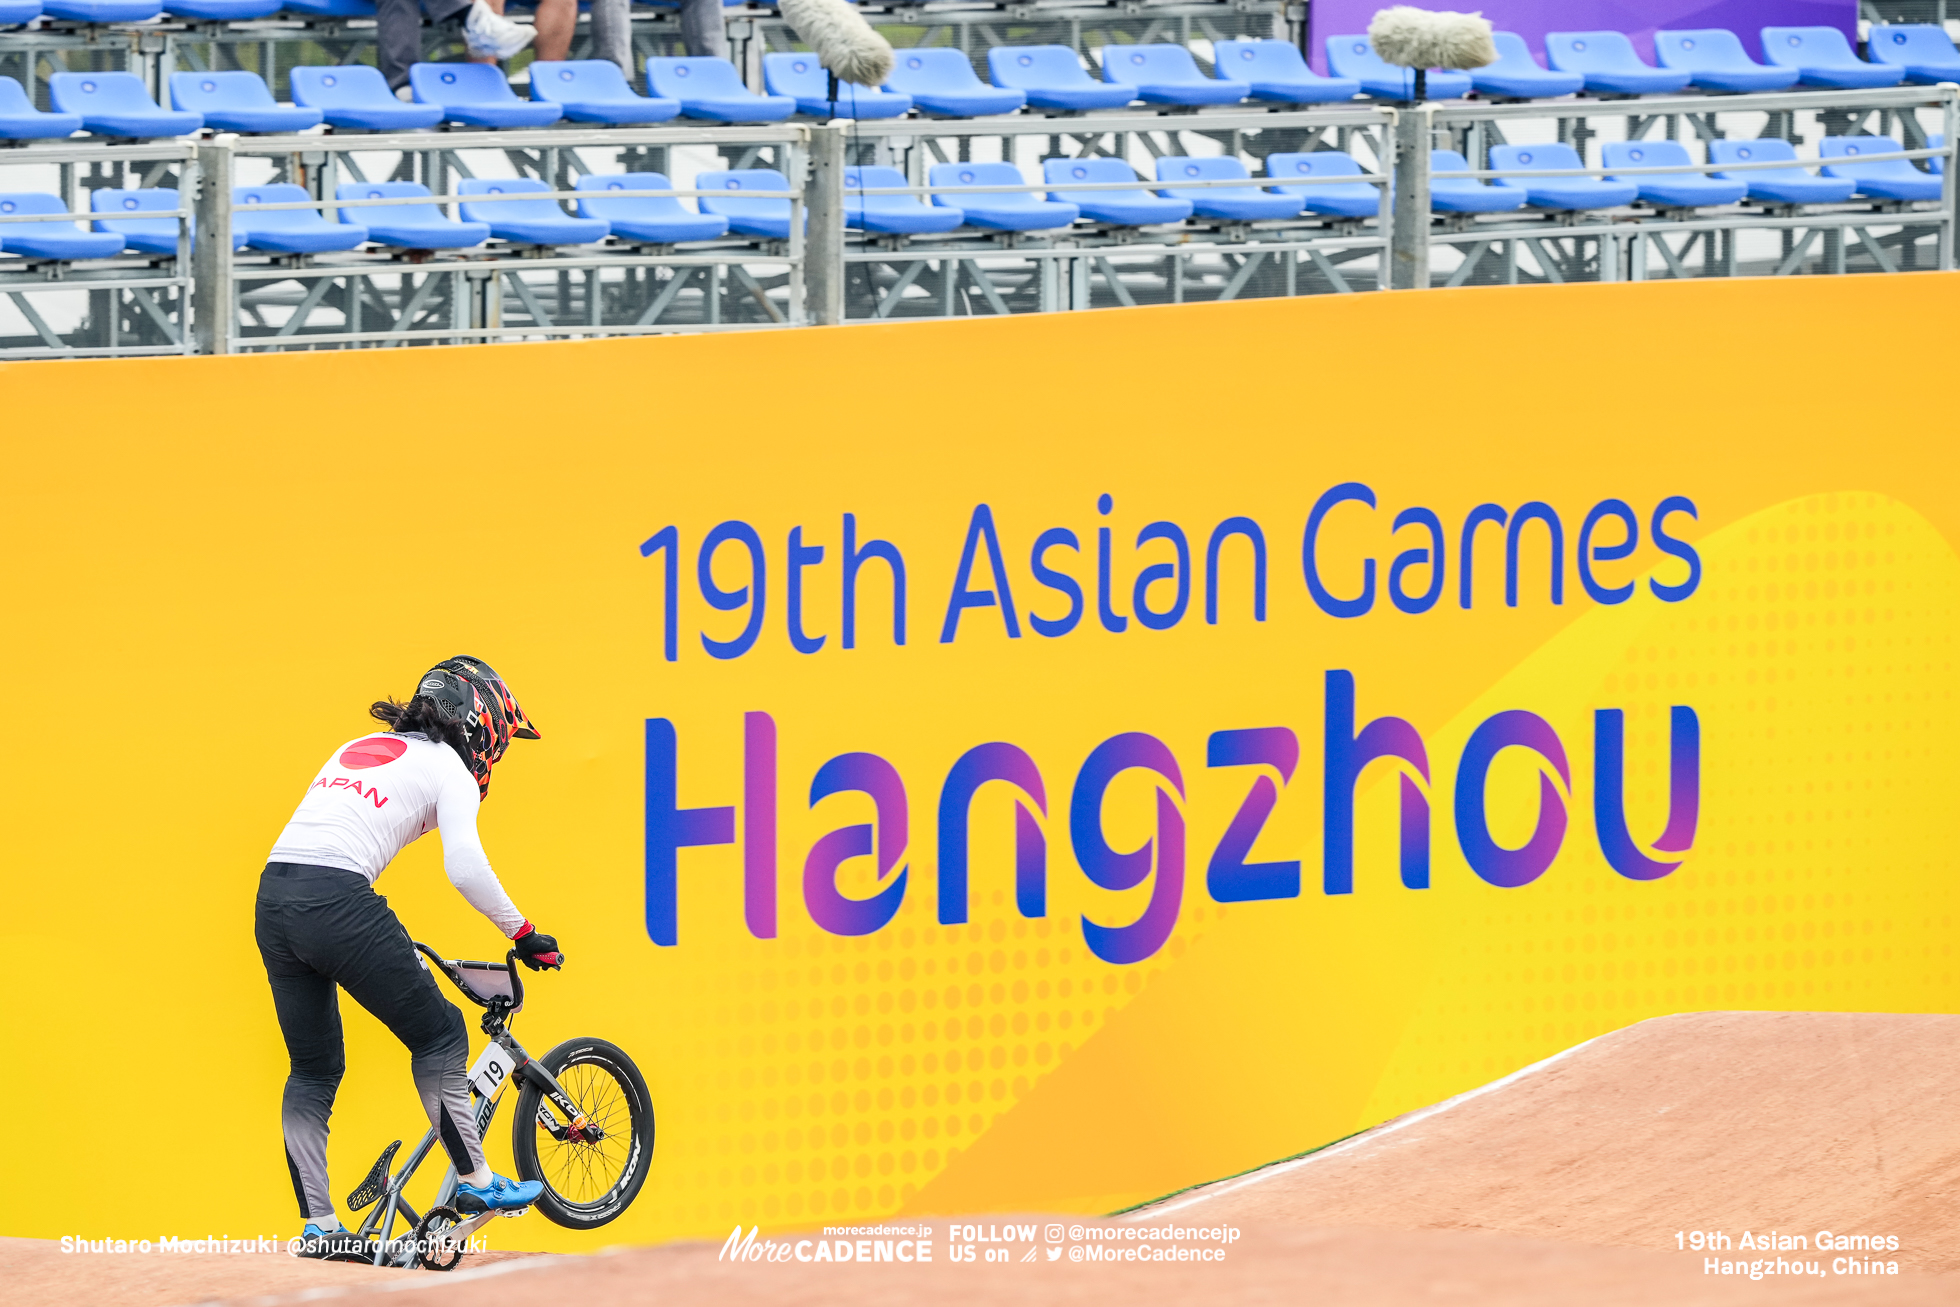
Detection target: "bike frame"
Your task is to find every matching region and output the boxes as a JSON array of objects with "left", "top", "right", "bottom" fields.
[{"left": 349, "top": 945, "right": 589, "bottom": 1268}]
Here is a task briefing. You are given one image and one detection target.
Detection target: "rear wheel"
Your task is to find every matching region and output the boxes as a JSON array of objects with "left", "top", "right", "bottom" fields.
[{"left": 511, "top": 1036, "right": 653, "bottom": 1229}]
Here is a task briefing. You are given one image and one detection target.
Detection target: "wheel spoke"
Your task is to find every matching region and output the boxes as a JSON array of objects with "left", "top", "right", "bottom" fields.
[{"left": 525, "top": 1053, "right": 646, "bottom": 1213}]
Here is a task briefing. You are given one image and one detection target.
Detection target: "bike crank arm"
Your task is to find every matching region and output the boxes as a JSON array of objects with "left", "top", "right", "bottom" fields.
[{"left": 451, "top": 1211, "right": 499, "bottom": 1241}]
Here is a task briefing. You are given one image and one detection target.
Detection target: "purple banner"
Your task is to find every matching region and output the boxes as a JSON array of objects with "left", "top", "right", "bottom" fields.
[{"left": 1306, "top": 0, "right": 1858, "bottom": 75}]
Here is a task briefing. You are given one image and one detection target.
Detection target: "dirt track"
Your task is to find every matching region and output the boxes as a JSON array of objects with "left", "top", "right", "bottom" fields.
[
  {"left": 9, "top": 1012, "right": 1957, "bottom": 1306},
  {"left": 1140, "top": 1011, "right": 1960, "bottom": 1268}
]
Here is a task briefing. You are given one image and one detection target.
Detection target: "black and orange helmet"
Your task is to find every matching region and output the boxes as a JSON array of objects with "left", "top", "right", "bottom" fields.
[{"left": 414, "top": 656, "right": 540, "bottom": 797}]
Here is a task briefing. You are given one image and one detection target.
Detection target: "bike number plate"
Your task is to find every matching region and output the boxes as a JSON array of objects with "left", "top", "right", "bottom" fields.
[{"left": 468, "top": 1043, "right": 517, "bottom": 1100}]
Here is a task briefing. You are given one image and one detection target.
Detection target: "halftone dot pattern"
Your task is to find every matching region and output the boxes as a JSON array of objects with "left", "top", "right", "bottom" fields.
[
  {"left": 639, "top": 884, "right": 1209, "bottom": 1231},
  {"left": 620, "top": 493, "right": 1954, "bottom": 1237},
  {"left": 1353, "top": 492, "right": 1957, "bottom": 1124}
]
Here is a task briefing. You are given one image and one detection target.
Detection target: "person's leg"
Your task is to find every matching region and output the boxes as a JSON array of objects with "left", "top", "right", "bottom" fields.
[
  {"left": 529, "top": 0, "right": 576, "bottom": 62},
  {"left": 378, "top": 0, "right": 438, "bottom": 89},
  {"left": 679, "top": 0, "right": 728, "bottom": 61},
  {"left": 255, "top": 880, "right": 346, "bottom": 1224},
  {"left": 294, "top": 890, "right": 488, "bottom": 1182},
  {"left": 589, "top": 0, "right": 631, "bottom": 76}
]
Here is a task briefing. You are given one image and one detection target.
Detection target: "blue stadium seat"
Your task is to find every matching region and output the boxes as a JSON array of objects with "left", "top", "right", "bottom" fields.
[
  {"left": 1153, "top": 156, "right": 1301, "bottom": 220},
  {"left": 1098, "top": 44, "right": 1247, "bottom": 105},
  {"left": 1601, "top": 139, "right": 1746, "bottom": 207},
  {"left": 1653, "top": 29, "right": 1800, "bottom": 92},
  {"left": 842, "top": 165, "right": 963, "bottom": 233},
  {"left": 1429, "top": 150, "right": 1527, "bottom": 212},
  {"left": 0, "top": 1, "right": 43, "bottom": 24},
  {"left": 1497, "top": 143, "right": 1638, "bottom": 209},
  {"left": 1326, "top": 35, "right": 1473, "bottom": 100},
  {"left": 91, "top": 187, "right": 195, "bottom": 254},
  {"left": 763, "top": 53, "right": 912, "bottom": 118},
  {"left": 164, "top": 0, "right": 280, "bottom": 18},
  {"left": 1818, "top": 134, "right": 1943, "bottom": 201},
  {"left": 696, "top": 169, "right": 797, "bottom": 237},
  {"left": 458, "top": 177, "right": 610, "bottom": 243},
  {"left": 411, "top": 63, "right": 563, "bottom": 127},
  {"left": 334, "top": 181, "right": 489, "bottom": 248},
  {"left": 1043, "top": 156, "right": 1192, "bottom": 225},
  {"left": 40, "top": 0, "right": 161, "bottom": 20},
  {"left": 647, "top": 56, "right": 795, "bottom": 122},
  {"left": 1707, "top": 138, "right": 1856, "bottom": 203},
  {"left": 49, "top": 73, "right": 202, "bottom": 137},
  {"left": 1759, "top": 26, "right": 1902, "bottom": 88},
  {"left": 1264, "top": 150, "right": 1380, "bottom": 217},
  {"left": 885, "top": 48, "right": 1024, "bottom": 117},
  {"left": 1544, "top": 31, "right": 1693, "bottom": 95},
  {"left": 170, "top": 71, "right": 322, "bottom": 133},
  {"left": 0, "top": 75, "right": 83, "bottom": 139},
  {"left": 987, "top": 45, "right": 1136, "bottom": 111},
  {"left": 280, "top": 0, "right": 374, "bottom": 13},
  {"left": 1489, "top": 142, "right": 1639, "bottom": 209},
  {"left": 1930, "top": 132, "right": 1945, "bottom": 176},
  {"left": 1472, "top": 32, "right": 1584, "bottom": 98},
  {"left": 574, "top": 173, "right": 729, "bottom": 242},
  {"left": 927, "top": 162, "right": 1077, "bottom": 230},
  {"left": 1213, "top": 39, "right": 1360, "bottom": 103},
  {"left": 235, "top": 182, "right": 369, "bottom": 252},
  {"left": 291, "top": 65, "right": 443, "bottom": 130},
  {"left": 529, "top": 60, "right": 681, "bottom": 123},
  {"left": 1866, "top": 24, "right": 1960, "bottom": 83},
  {"left": 0, "top": 192, "right": 125, "bottom": 259}
]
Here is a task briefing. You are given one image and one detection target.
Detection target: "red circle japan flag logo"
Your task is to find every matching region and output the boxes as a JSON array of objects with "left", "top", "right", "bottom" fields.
[{"left": 340, "top": 737, "right": 407, "bottom": 770}]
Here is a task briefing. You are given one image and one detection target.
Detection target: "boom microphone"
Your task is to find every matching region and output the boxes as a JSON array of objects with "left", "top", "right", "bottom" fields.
[
  {"left": 778, "top": 0, "right": 895, "bottom": 88},
  {"left": 1368, "top": 5, "right": 1497, "bottom": 72}
]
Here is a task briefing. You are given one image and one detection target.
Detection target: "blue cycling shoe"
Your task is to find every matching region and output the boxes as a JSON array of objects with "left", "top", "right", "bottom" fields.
[
  {"left": 294, "top": 1222, "right": 370, "bottom": 1261},
  {"left": 454, "top": 1173, "right": 544, "bottom": 1214}
]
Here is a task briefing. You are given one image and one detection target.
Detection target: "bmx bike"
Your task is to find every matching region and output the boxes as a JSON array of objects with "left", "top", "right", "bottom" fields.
[{"left": 334, "top": 943, "right": 653, "bottom": 1270}]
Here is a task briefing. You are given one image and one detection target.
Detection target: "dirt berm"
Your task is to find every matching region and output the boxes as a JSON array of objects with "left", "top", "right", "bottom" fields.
[{"left": 6, "top": 1011, "right": 1955, "bottom": 1305}]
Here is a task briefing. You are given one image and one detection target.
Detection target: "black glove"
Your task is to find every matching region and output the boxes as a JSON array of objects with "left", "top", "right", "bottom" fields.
[{"left": 512, "top": 921, "right": 563, "bottom": 971}]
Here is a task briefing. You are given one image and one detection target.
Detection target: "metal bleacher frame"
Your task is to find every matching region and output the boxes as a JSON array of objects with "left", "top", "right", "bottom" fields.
[
  {"left": 198, "top": 123, "right": 808, "bottom": 350},
  {"left": 0, "top": 4, "right": 1956, "bottom": 356},
  {"left": 0, "top": 139, "right": 196, "bottom": 357},
  {"left": 1420, "top": 83, "right": 1959, "bottom": 287},
  {"left": 1, "top": 0, "right": 1296, "bottom": 104},
  {"left": 826, "top": 105, "right": 1392, "bottom": 318}
]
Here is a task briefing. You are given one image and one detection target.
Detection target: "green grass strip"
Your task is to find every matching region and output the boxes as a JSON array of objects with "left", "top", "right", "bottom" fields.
[{"left": 1106, "top": 1125, "right": 1377, "bottom": 1217}]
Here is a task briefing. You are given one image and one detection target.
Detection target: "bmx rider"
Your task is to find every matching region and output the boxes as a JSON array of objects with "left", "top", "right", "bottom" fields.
[{"left": 256, "top": 657, "right": 563, "bottom": 1259}]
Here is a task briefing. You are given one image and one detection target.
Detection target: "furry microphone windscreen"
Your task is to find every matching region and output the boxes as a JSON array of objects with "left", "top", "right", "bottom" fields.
[
  {"left": 778, "top": 0, "right": 895, "bottom": 86},
  {"left": 1368, "top": 6, "right": 1497, "bottom": 70}
]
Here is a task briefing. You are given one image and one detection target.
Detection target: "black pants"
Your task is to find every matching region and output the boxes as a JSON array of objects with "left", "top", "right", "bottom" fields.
[
  {"left": 377, "top": 0, "right": 472, "bottom": 90},
  {"left": 255, "top": 863, "right": 484, "bottom": 1221}
]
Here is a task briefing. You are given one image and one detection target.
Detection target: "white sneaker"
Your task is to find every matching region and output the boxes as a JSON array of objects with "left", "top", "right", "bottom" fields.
[{"left": 463, "top": 0, "right": 534, "bottom": 60}]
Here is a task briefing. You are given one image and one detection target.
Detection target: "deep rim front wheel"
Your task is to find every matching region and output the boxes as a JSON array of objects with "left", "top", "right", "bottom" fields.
[{"left": 511, "top": 1036, "right": 653, "bottom": 1230}]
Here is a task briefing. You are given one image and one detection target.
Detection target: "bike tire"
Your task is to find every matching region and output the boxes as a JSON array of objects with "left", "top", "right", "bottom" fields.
[{"left": 511, "top": 1036, "right": 653, "bottom": 1230}]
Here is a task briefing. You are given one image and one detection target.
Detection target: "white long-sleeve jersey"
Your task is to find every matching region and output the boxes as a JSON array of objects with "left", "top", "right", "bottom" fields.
[{"left": 267, "top": 731, "right": 525, "bottom": 937}]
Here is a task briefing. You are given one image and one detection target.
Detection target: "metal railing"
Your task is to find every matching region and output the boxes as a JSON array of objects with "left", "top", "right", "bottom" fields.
[
  {"left": 1404, "top": 83, "right": 1960, "bottom": 288},
  {"left": 0, "top": 139, "right": 196, "bottom": 357},
  {"left": 810, "top": 105, "right": 1395, "bottom": 318},
  {"left": 2, "top": 84, "right": 1955, "bottom": 357},
  {"left": 199, "top": 122, "right": 809, "bottom": 350}
]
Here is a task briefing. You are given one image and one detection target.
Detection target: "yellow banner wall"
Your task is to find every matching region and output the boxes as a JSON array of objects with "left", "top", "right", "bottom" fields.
[{"left": 2, "top": 273, "right": 1955, "bottom": 1252}]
